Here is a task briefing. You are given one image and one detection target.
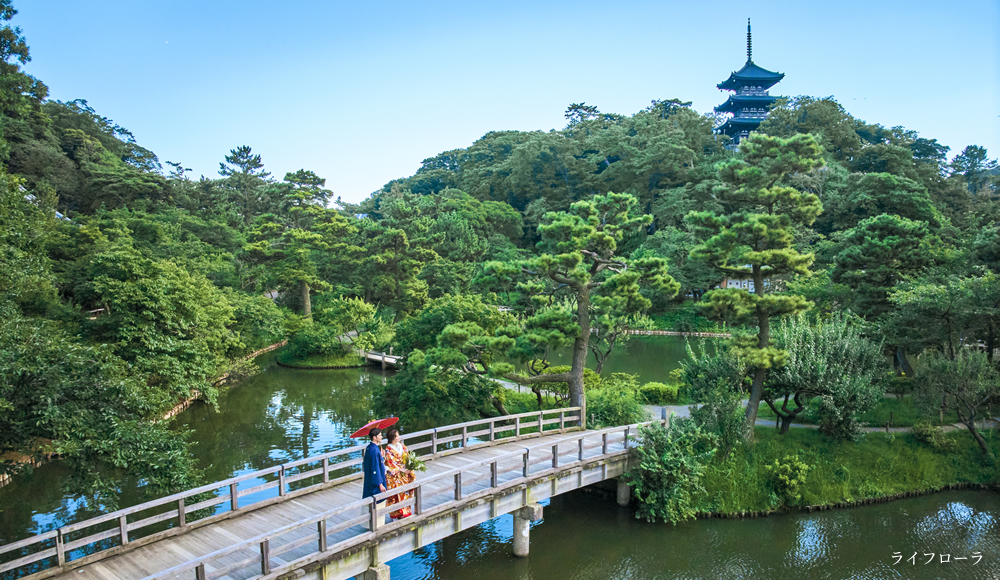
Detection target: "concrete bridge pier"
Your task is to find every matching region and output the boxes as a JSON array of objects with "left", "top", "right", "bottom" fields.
[
  {"left": 512, "top": 503, "right": 544, "bottom": 557},
  {"left": 616, "top": 478, "right": 631, "bottom": 507},
  {"left": 355, "top": 563, "right": 390, "bottom": 580}
]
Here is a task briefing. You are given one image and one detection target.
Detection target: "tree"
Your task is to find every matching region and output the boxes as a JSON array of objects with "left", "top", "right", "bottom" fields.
[
  {"left": 831, "top": 214, "right": 933, "bottom": 319},
  {"left": 484, "top": 192, "right": 678, "bottom": 417},
  {"left": 686, "top": 133, "right": 824, "bottom": 437},
  {"left": 764, "top": 314, "right": 885, "bottom": 439},
  {"left": 244, "top": 170, "right": 351, "bottom": 316},
  {"left": 913, "top": 351, "right": 999, "bottom": 456},
  {"left": 951, "top": 145, "right": 998, "bottom": 194},
  {"left": 219, "top": 146, "right": 273, "bottom": 226},
  {"left": 0, "top": 313, "right": 200, "bottom": 503}
]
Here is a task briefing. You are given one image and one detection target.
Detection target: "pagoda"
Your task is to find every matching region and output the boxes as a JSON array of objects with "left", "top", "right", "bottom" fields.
[{"left": 714, "top": 20, "right": 784, "bottom": 143}]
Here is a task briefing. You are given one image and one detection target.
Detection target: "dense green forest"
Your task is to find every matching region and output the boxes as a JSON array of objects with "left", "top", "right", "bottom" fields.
[{"left": 1, "top": 0, "right": 998, "bottom": 505}]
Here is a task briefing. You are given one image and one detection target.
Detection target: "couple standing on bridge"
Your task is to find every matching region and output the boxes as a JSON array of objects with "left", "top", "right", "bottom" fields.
[{"left": 362, "top": 427, "right": 416, "bottom": 523}]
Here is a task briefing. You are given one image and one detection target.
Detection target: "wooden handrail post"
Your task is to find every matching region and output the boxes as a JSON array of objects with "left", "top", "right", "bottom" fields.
[
  {"left": 322, "top": 457, "right": 330, "bottom": 483},
  {"left": 317, "top": 520, "right": 327, "bottom": 552},
  {"left": 538, "top": 411, "right": 543, "bottom": 434},
  {"left": 624, "top": 426, "right": 630, "bottom": 450},
  {"left": 461, "top": 425, "right": 468, "bottom": 448},
  {"left": 559, "top": 411, "right": 565, "bottom": 433},
  {"left": 490, "top": 420, "right": 495, "bottom": 442},
  {"left": 578, "top": 437, "right": 584, "bottom": 462},
  {"left": 230, "top": 482, "right": 239, "bottom": 511},
  {"left": 523, "top": 449, "right": 530, "bottom": 478},
  {"left": 178, "top": 497, "right": 186, "bottom": 527},
  {"left": 415, "top": 485, "right": 423, "bottom": 515},
  {"left": 260, "top": 539, "right": 271, "bottom": 575},
  {"left": 369, "top": 497, "right": 378, "bottom": 532},
  {"left": 195, "top": 563, "right": 206, "bottom": 580},
  {"left": 515, "top": 416, "right": 521, "bottom": 439},
  {"left": 491, "top": 461, "right": 498, "bottom": 487},
  {"left": 119, "top": 515, "right": 129, "bottom": 546},
  {"left": 454, "top": 472, "right": 463, "bottom": 500},
  {"left": 552, "top": 444, "right": 559, "bottom": 468},
  {"left": 431, "top": 429, "right": 438, "bottom": 455},
  {"left": 55, "top": 529, "right": 65, "bottom": 566},
  {"left": 278, "top": 466, "right": 286, "bottom": 496},
  {"left": 602, "top": 432, "right": 608, "bottom": 455}
]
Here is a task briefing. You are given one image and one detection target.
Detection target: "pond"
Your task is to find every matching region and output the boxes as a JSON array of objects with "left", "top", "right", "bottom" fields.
[{"left": 4, "top": 336, "right": 994, "bottom": 580}]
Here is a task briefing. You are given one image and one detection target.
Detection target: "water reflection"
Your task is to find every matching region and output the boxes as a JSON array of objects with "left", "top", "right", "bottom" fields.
[{"left": 388, "top": 489, "right": 1000, "bottom": 580}]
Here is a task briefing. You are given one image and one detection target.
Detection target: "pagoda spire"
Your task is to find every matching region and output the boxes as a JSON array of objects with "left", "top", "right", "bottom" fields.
[{"left": 714, "top": 20, "right": 785, "bottom": 144}]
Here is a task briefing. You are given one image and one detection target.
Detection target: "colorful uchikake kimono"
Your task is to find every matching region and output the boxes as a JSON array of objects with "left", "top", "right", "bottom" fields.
[{"left": 383, "top": 442, "right": 415, "bottom": 519}]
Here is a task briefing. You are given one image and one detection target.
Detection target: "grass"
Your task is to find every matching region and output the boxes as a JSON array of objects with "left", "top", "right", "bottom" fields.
[
  {"left": 696, "top": 427, "right": 1000, "bottom": 514},
  {"left": 755, "top": 397, "right": 962, "bottom": 428},
  {"left": 276, "top": 351, "right": 366, "bottom": 368},
  {"left": 502, "top": 390, "right": 565, "bottom": 415}
]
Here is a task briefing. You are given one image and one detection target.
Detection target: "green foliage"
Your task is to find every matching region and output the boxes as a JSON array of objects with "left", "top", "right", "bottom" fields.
[
  {"left": 832, "top": 214, "right": 934, "bottom": 318},
  {"left": 586, "top": 373, "right": 649, "bottom": 427},
  {"left": 765, "top": 313, "right": 887, "bottom": 440},
  {"left": 373, "top": 364, "right": 505, "bottom": 430},
  {"left": 698, "top": 428, "right": 1000, "bottom": 514},
  {"left": 911, "top": 422, "right": 957, "bottom": 452},
  {"left": 649, "top": 300, "right": 722, "bottom": 332},
  {"left": 765, "top": 454, "right": 810, "bottom": 505},
  {"left": 487, "top": 191, "right": 678, "bottom": 411},
  {"left": 912, "top": 351, "right": 1000, "bottom": 455},
  {"left": 0, "top": 313, "right": 199, "bottom": 504},
  {"left": 639, "top": 382, "right": 678, "bottom": 405},
  {"left": 624, "top": 419, "right": 717, "bottom": 524}
]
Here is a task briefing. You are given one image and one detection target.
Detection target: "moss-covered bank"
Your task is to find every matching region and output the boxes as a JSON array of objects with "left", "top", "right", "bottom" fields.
[
  {"left": 695, "top": 427, "right": 999, "bottom": 516},
  {"left": 276, "top": 351, "right": 366, "bottom": 369}
]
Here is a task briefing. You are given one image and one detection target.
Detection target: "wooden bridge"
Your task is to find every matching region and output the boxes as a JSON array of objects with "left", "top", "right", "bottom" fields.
[
  {"left": 1, "top": 410, "right": 669, "bottom": 580},
  {"left": 359, "top": 351, "right": 401, "bottom": 369}
]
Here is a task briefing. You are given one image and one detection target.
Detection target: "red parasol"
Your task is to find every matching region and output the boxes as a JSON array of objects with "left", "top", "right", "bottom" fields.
[{"left": 349, "top": 417, "right": 400, "bottom": 438}]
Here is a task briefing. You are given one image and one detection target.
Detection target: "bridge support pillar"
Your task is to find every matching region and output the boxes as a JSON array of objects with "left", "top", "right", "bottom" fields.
[
  {"left": 356, "top": 563, "right": 389, "bottom": 580},
  {"left": 512, "top": 503, "right": 543, "bottom": 557},
  {"left": 616, "top": 478, "right": 630, "bottom": 507}
]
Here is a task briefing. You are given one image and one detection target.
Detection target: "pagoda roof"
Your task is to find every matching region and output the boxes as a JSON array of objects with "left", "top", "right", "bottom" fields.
[
  {"left": 714, "top": 94, "right": 780, "bottom": 114},
  {"left": 717, "top": 60, "right": 784, "bottom": 91}
]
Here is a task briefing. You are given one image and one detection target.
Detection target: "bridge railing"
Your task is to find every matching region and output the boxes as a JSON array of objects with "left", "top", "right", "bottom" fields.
[
  {"left": 140, "top": 417, "right": 667, "bottom": 580},
  {"left": 0, "top": 408, "right": 581, "bottom": 578}
]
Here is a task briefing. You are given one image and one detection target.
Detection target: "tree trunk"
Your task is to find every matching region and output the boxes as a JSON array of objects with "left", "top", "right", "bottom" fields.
[
  {"left": 532, "top": 386, "right": 543, "bottom": 410},
  {"left": 896, "top": 347, "right": 914, "bottom": 377},
  {"left": 570, "top": 286, "right": 591, "bottom": 425},
  {"left": 779, "top": 414, "right": 794, "bottom": 434},
  {"left": 744, "top": 266, "right": 769, "bottom": 440},
  {"left": 301, "top": 280, "right": 312, "bottom": 318},
  {"left": 492, "top": 396, "right": 510, "bottom": 416},
  {"left": 963, "top": 419, "right": 992, "bottom": 456}
]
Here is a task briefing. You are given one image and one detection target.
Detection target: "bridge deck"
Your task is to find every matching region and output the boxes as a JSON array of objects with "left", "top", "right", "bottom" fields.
[
  {"left": 54, "top": 430, "right": 604, "bottom": 580},
  {"left": 2, "top": 409, "right": 669, "bottom": 580}
]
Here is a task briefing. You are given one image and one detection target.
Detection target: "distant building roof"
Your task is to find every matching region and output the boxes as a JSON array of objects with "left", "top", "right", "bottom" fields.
[{"left": 717, "top": 61, "right": 785, "bottom": 91}]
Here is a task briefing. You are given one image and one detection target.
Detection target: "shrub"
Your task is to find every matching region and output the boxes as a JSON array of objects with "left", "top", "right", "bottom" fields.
[
  {"left": 766, "top": 454, "right": 810, "bottom": 505},
  {"left": 285, "top": 323, "right": 348, "bottom": 360},
  {"left": 639, "top": 382, "right": 678, "bottom": 405},
  {"left": 587, "top": 373, "right": 648, "bottom": 427},
  {"left": 624, "top": 418, "right": 717, "bottom": 524},
  {"left": 911, "top": 422, "right": 957, "bottom": 452}
]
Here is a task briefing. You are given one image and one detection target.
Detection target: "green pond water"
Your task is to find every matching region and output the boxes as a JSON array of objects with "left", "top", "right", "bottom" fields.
[{"left": 1, "top": 337, "right": 997, "bottom": 579}]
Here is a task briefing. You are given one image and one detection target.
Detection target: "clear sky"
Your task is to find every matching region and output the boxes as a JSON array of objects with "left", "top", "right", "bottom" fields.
[{"left": 13, "top": 0, "right": 999, "bottom": 203}]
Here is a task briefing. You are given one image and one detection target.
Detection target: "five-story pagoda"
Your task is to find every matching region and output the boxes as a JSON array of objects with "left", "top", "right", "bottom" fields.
[{"left": 715, "top": 20, "right": 784, "bottom": 143}]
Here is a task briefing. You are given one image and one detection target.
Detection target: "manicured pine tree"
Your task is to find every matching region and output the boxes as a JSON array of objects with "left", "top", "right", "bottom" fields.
[{"left": 686, "top": 133, "right": 824, "bottom": 439}]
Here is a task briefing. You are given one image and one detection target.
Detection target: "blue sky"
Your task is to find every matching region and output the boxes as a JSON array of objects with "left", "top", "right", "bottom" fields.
[{"left": 13, "top": 0, "right": 999, "bottom": 203}]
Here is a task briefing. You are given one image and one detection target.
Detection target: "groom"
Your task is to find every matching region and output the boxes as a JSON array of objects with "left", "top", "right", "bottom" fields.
[{"left": 362, "top": 428, "right": 388, "bottom": 528}]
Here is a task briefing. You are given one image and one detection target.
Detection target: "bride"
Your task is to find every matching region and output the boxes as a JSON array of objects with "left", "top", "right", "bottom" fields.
[{"left": 383, "top": 428, "right": 415, "bottom": 519}]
